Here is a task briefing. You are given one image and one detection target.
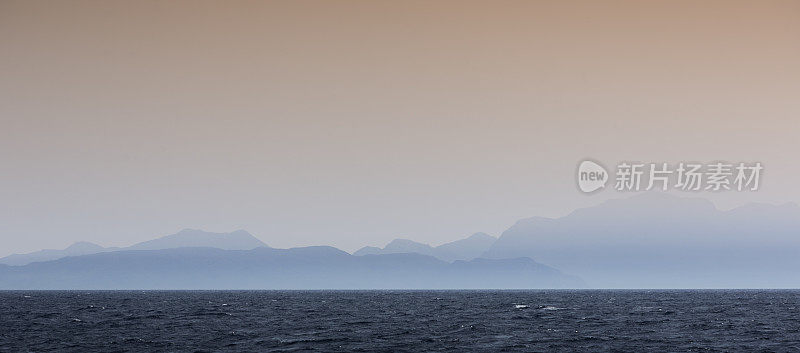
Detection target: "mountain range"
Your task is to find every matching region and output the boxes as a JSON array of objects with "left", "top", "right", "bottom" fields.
[
  {"left": 353, "top": 232, "right": 496, "bottom": 262},
  {"left": 0, "top": 247, "right": 581, "bottom": 290},
  {"left": 0, "top": 229, "right": 267, "bottom": 266},
  {"left": 0, "top": 228, "right": 580, "bottom": 289},
  {"left": 2, "top": 192, "right": 799, "bottom": 288},
  {"left": 483, "top": 193, "right": 800, "bottom": 288}
]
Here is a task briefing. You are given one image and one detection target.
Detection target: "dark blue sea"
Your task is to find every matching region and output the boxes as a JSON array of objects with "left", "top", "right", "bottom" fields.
[{"left": 2, "top": 290, "right": 799, "bottom": 352}]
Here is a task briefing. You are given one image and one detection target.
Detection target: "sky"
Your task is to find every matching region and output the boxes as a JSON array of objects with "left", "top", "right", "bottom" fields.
[{"left": 1, "top": 0, "right": 799, "bottom": 256}]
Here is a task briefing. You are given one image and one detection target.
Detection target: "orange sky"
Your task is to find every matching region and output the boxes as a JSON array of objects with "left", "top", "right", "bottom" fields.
[{"left": 1, "top": 0, "right": 799, "bottom": 255}]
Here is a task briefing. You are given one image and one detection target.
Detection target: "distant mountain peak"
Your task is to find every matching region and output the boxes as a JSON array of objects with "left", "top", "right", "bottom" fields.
[
  {"left": 467, "top": 232, "right": 495, "bottom": 240},
  {"left": 352, "top": 246, "right": 381, "bottom": 256},
  {"left": 129, "top": 229, "right": 268, "bottom": 251},
  {"left": 64, "top": 241, "right": 104, "bottom": 252},
  {"left": 384, "top": 239, "right": 433, "bottom": 252},
  {"left": 353, "top": 233, "right": 497, "bottom": 263}
]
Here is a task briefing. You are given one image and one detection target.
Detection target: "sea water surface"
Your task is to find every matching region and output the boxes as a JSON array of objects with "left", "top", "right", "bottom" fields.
[{"left": 2, "top": 290, "right": 799, "bottom": 352}]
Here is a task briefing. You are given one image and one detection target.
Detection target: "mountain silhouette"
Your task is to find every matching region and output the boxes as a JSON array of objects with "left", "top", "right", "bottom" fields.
[
  {"left": 0, "top": 247, "right": 582, "bottom": 289},
  {"left": 482, "top": 192, "right": 800, "bottom": 288},
  {"left": 0, "top": 241, "right": 111, "bottom": 266},
  {"left": 0, "top": 229, "right": 267, "bottom": 266},
  {"left": 353, "top": 232, "right": 496, "bottom": 262},
  {"left": 126, "top": 229, "right": 267, "bottom": 251},
  {"left": 4, "top": 193, "right": 799, "bottom": 288}
]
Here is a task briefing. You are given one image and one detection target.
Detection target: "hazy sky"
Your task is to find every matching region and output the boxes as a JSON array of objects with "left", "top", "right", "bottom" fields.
[{"left": 1, "top": 0, "right": 799, "bottom": 256}]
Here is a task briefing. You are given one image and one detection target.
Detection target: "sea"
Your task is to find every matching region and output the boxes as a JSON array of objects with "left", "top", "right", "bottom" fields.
[{"left": 1, "top": 290, "right": 799, "bottom": 352}]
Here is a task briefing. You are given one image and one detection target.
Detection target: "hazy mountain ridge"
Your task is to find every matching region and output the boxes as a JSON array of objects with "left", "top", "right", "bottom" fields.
[
  {"left": 482, "top": 193, "right": 800, "bottom": 288},
  {"left": 0, "top": 229, "right": 267, "bottom": 266},
  {"left": 0, "top": 247, "right": 582, "bottom": 289},
  {"left": 0, "top": 241, "right": 116, "bottom": 266},
  {"left": 126, "top": 229, "right": 267, "bottom": 251},
  {"left": 353, "top": 232, "right": 497, "bottom": 262},
  {"left": 3, "top": 193, "right": 799, "bottom": 288}
]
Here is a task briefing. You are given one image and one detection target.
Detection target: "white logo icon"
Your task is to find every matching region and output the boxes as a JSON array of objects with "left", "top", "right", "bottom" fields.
[{"left": 577, "top": 160, "right": 609, "bottom": 193}]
